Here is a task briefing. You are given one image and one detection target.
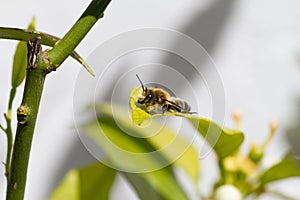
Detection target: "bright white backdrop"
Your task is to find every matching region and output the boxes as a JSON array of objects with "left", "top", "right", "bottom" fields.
[{"left": 1, "top": 0, "right": 300, "bottom": 199}]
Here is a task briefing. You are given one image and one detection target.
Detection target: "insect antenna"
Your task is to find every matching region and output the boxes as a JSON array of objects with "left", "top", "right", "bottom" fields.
[{"left": 136, "top": 74, "right": 146, "bottom": 91}]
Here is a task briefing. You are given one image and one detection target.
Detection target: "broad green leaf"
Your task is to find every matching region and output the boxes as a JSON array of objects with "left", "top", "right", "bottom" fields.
[
  {"left": 50, "top": 162, "right": 116, "bottom": 200},
  {"left": 94, "top": 103, "right": 199, "bottom": 183},
  {"left": 0, "top": 27, "right": 94, "bottom": 76},
  {"left": 130, "top": 87, "right": 244, "bottom": 159},
  {"left": 124, "top": 173, "right": 165, "bottom": 200},
  {"left": 146, "top": 120, "right": 199, "bottom": 183},
  {"left": 83, "top": 121, "right": 189, "bottom": 200},
  {"left": 188, "top": 118, "right": 244, "bottom": 159},
  {"left": 126, "top": 166, "right": 193, "bottom": 200},
  {"left": 82, "top": 103, "right": 195, "bottom": 200},
  {"left": 124, "top": 168, "right": 191, "bottom": 200},
  {"left": 11, "top": 17, "right": 36, "bottom": 87},
  {"left": 260, "top": 153, "right": 300, "bottom": 186}
]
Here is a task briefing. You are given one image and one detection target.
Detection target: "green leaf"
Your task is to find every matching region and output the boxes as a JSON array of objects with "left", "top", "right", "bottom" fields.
[
  {"left": 124, "top": 169, "right": 186, "bottom": 200},
  {"left": 98, "top": 103, "right": 199, "bottom": 182},
  {"left": 260, "top": 153, "right": 300, "bottom": 186},
  {"left": 188, "top": 118, "right": 244, "bottom": 159},
  {"left": 129, "top": 87, "right": 152, "bottom": 126},
  {"left": 124, "top": 161, "right": 199, "bottom": 199},
  {"left": 145, "top": 119, "right": 199, "bottom": 183},
  {"left": 0, "top": 27, "right": 94, "bottom": 76},
  {"left": 11, "top": 17, "right": 36, "bottom": 87},
  {"left": 12, "top": 42, "right": 27, "bottom": 87},
  {"left": 82, "top": 103, "right": 196, "bottom": 200},
  {"left": 130, "top": 87, "right": 244, "bottom": 159},
  {"left": 50, "top": 162, "right": 116, "bottom": 200},
  {"left": 124, "top": 173, "right": 165, "bottom": 200}
]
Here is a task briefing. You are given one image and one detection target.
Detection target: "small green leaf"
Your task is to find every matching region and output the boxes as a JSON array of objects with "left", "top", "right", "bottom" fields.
[
  {"left": 50, "top": 162, "right": 116, "bottom": 200},
  {"left": 129, "top": 87, "right": 151, "bottom": 125},
  {"left": 11, "top": 17, "right": 36, "bottom": 87},
  {"left": 130, "top": 87, "right": 244, "bottom": 159},
  {"left": 0, "top": 27, "right": 94, "bottom": 76},
  {"left": 260, "top": 153, "right": 300, "bottom": 186},
  {"left": 12, "top": 42, "right": 27, "bottom": 87}
]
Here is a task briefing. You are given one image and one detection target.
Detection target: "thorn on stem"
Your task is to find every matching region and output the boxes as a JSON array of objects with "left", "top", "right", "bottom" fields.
[{"left": 0, "top": 123, "right": 5, "bottom": 132}]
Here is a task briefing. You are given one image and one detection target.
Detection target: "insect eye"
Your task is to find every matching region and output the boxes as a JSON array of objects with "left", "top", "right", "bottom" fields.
[{"left": 142, "top": 93, "right": 153, "bottom": 103}]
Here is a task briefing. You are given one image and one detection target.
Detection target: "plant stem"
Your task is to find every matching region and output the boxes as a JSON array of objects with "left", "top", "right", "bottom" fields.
[
  {"left": 0, "top": 87, "right": 16, "bottom": 180},
  {"left": 4, "top": 114, "right": 13, "bottom": 180},
  {"left": 7, "top": 87, "right": 16, "bottom": 119},
  {"left": 218, "top": 159, "right": 226, "bottom": 183},
  {"left": 5, "top": 1, "right": 112, "bottom": 199},
  {"left": 6, "top": 38, "right": 45, "bottom": 199},
  {"left": 4, "top": 88, "right": 16, "bottom": 180}
]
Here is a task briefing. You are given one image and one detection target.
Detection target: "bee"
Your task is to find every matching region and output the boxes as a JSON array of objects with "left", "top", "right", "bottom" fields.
[{"left": 135, "top": 74, "right": 195, "bottom": 114}]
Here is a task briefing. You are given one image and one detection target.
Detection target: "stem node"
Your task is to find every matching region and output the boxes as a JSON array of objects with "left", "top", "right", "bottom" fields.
[{"left": 17, "top": 105, "right": 30, "bottom": 125}]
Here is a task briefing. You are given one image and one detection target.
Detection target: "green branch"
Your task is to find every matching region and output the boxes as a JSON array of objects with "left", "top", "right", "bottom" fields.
[
  {"left": 5, "top": 0, "right": 112, "bottom": 199},
  {"left": 47, "top": 0, "right": 111, "bottom": 68},
  {"left": 0, "top": 123, "right": 5, "bottom": 132},
  {"left": 6, "top": 52, "right": 45, "bottom": 199},
  {"left": 4, "top": 113, "right": 13, "bottom": 180},
  {"left": 0, "top": 88, "right": 16, "bottom": 180},
  {"left": 0, "top": 27, "right": 94, "bottom": 75}
]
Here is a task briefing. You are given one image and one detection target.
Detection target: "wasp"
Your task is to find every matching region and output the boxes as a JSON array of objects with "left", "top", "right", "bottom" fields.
[{"left": 135, "top": 74, "right": 195, "bottom": 114}]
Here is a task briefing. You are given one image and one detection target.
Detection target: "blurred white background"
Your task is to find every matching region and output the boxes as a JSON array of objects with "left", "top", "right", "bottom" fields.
[{"left": 1, "top": 0, "right": 300, "bottom": 199}]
